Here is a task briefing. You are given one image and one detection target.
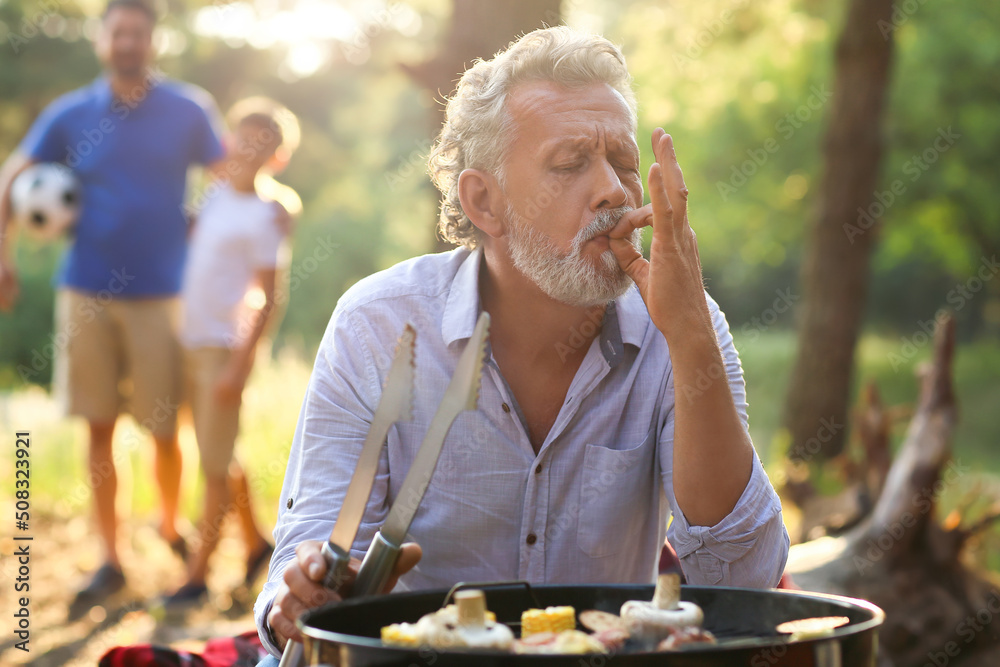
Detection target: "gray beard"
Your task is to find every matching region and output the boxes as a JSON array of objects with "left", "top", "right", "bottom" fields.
[{"left": 506, "top": 204, "right": 642, "bottom": 308}]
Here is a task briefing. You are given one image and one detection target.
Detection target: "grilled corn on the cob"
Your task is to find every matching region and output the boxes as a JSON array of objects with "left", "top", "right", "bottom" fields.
[
  {"left": 381, "top": 622, "right": 420, "bottom": 647},
  {"left": 520, "top": 606, "right": 576, "bottom": 636}
]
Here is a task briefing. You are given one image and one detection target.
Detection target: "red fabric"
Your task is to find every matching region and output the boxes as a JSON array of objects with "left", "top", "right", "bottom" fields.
[
  {"left": 99, "top": 631, "right": 266, "bottom": 667},
  {"left": 778, "top": 571, "right": 800, "bottom": 590},
  {"left": 659, "top": 539, "right": 683, "bottom": 577}
]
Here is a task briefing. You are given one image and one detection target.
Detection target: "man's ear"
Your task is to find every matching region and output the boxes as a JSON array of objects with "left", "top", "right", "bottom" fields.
[{"left": 458, "top": 168, "right": 504, "bottom": 239}]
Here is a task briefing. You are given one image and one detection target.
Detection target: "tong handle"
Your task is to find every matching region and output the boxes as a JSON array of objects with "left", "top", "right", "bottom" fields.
[
  {"left": 277, "top": 640, "right": 303, "bottom": 667},
  {"left": 353, "top": 531, "right": 400, "bottom": 597},
  {"left": 321, "top": 541, "right": 353, "bottom": 590},
  {"left": 278, "top": 541, "right": 354, "bottom": 667}
]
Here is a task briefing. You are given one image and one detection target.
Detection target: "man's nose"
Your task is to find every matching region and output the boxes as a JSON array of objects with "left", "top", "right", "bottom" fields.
[
  {"left": 117, "top": 33, "right": 142, "bottom": 50},
  {"left": 590, "top": 159, "right": 628, "bottom": 211}
]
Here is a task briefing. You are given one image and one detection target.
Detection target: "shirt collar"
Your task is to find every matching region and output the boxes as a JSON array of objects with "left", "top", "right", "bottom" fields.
[
  {"left": 613, "top": 285, "right": 651, "bottom": 350},
  {"left": 441, "top": 247, "right": 483, "bottom": 347},
  {"left": 92, "top": 71, "right": 162, "bottom": 111},
  {"left": 441, "top": 247, "right": 650, "bottom": 361},
  {"left": 597, "top": 286, "right": 648, "bottom": 368}
]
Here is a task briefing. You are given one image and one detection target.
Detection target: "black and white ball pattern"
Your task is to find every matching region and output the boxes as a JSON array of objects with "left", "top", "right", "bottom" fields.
[{"left": 11, "top": 163, "right": 81, "bottom": 241}]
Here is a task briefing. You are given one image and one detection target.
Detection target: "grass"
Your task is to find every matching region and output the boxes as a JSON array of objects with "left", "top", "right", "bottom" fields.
[
  {"left": 735, "top": 330, "right": 1000, "bottom": 474},
  {"left": 736, "top": 329, "right": 1000, "bottom": 571},
  {"left": 0, "top": 344, "right": 311, "bottom": 530},
  {"left": 2, "top": 330, "right": 998, "bottom": 567}
]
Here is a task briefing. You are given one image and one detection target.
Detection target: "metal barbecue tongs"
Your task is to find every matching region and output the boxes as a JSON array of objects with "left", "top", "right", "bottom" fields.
[
  {"left": 279, "top": 312, "right": 490, "bottom": 667},
  {"left": 278, "top": 323, "right": 416, "bottom": 667}
]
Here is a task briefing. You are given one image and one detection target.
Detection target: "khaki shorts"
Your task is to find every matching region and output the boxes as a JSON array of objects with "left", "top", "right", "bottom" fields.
[
  {"left": 184, "top": 347, "right": 241, "bottom": 478},
  {"left": 54, "top": 289, "right": 181, "bottom": 438}
]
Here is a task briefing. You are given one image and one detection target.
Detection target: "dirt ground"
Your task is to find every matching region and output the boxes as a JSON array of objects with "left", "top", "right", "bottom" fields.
[{"left": 1, "top": 509, "right": 266, "bottom": 667}]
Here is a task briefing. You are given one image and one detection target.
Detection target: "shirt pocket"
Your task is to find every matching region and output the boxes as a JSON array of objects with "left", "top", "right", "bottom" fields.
[{"left": 576, "top": 427, "right": 657, "bottom": 558}]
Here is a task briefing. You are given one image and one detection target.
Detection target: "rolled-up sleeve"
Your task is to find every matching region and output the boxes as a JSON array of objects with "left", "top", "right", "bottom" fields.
[
  {"left": 666, "top": 455, "right": 788, "bottom": 588},
  {"left": 659, "top": 293, "right": 789, "bottom": 589},
  {"left": 254, "top": 306, "right": 389, "bottom": 656}
]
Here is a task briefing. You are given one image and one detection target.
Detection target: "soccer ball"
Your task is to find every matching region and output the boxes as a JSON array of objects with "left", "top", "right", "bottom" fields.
[{"left": 10, "top": 163, "right": 81, "bottom": 241}]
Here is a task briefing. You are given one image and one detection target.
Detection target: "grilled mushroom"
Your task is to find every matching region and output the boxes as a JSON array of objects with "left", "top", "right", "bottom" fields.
[
  {"left": 620, "top": 570, "right": 704, "bottom": 642},
  {"left": 382, "top": 590, "right": 513, "bottom": 650},
  {"left": 417, "top": 590, "right": 515, "bottom": 650}
]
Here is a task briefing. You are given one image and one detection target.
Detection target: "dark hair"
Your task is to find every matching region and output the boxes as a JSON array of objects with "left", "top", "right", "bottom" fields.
[
  {"left": 103, "top": 0, "right": 157, "bottom": 24},
  {"left": 227, "top": 97, "right": 301, "bottom": 154},
  {"left": 239, "top": 113, "right": 284, "bottom": 149}
]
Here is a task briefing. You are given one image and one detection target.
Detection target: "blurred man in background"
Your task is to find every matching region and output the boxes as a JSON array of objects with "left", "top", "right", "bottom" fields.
[{"left": 0, "top": 0, "right": 225, "bottom": 616}]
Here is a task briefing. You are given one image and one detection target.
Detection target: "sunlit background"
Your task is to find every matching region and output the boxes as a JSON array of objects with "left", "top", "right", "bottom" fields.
[
  {"left": 3, "top": 0, "right": 996, "bottom": 358},
  {"left": 0, "top": 0, "right": 998, "bottom": 663},
  {"left": 2, "top": 0, "right": 999, "bottom": 533}
]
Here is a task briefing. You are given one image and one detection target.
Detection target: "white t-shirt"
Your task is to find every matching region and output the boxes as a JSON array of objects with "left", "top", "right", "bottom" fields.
[{"left": 181, "top": 185, "right": 287, "bottom": 349}]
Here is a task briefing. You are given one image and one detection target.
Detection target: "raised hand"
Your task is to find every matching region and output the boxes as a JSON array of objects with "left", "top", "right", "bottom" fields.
[
  {"left": 609, "top": 128, "right": 712, "bottom": 345},
  {"left": 610, "top": 128, "right": 753, "bottom": 527}
]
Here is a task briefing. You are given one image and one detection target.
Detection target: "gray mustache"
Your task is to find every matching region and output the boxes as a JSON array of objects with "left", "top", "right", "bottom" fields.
[{"left": 580, "top": 206, "right": 633, "bottom": 243}]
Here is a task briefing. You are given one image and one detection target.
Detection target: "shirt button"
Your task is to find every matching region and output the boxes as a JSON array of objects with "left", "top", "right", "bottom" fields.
[
  {"left": 526, "top": 533, "right": 537, "bottom": 545},
  {"left": 286, "top": 498, "right": 293, "bottom": 509},
  {"left": 534, "top": 464, "right": 543, "bottom": 475},
  {"left": 502, "top": 402, "right": 511, "bottom": 414}
]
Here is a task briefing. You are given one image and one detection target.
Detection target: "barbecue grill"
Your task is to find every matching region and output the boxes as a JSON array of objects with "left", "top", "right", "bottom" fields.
[{"left": 298, "top": 582, "right": 884, "bottom": 666}]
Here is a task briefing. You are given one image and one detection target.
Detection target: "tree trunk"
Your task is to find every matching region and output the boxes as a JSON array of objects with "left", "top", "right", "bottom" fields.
[
  {"left": 783, "top": 0, "right": 896, "bottom": 460},
  {"left": 400, "top": 0, "right": 562, "bottom": 252},
  {"left": 787, "top": 315, "right": 1000, "bottom": 666}
]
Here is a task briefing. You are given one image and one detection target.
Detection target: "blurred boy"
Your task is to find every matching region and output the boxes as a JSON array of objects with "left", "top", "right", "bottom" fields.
[{"left": 163, "top": 98, "right": 300, "bottom": 607}]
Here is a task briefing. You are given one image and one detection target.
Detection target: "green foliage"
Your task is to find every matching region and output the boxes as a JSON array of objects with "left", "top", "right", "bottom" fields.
[
  {"left": 880, "top": 2, "right": 1000, "bottom": 274},
  {"left": 736, "top": 330, "right": 1000, "bottom": 474},
  {"left": 0, "top": 241, "right": 58, "bottom": 386},
  {"left": 606, "top": 0, "right": 837, "bottom": 330},
  {"left": 600, "top": 0, "right": 1000, "bottom": 337},
  {"left": 872, "top": 0, "right": 1000, "bottom": 334}
]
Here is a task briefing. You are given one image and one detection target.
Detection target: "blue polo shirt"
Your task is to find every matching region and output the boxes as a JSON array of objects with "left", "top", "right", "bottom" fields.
[{"left": 19, "top": 74, "right": 225, "bottom": 297}]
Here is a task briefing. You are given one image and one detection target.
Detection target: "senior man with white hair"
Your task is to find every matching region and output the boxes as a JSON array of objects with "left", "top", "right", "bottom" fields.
[{"left": 254, "top": 26, "right": 789, "bottom": 659}]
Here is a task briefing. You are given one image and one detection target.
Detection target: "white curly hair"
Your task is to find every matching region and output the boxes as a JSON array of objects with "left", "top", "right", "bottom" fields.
[{"left": 428, "top": 26, "right": 637, "bottom": 249}]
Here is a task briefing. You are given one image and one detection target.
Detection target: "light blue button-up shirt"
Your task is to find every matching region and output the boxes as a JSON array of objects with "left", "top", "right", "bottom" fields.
[{"left": 255, "top": 247, "right": 788, "bottom": 655}]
